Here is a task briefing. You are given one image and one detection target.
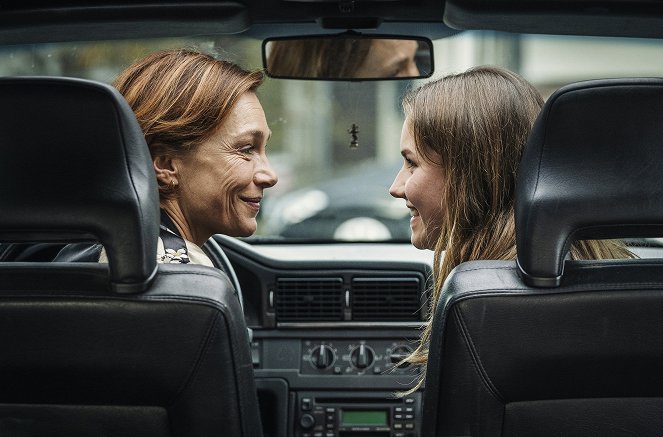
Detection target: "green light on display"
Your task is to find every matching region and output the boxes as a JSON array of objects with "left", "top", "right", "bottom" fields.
[{"left": 341, "top": 410, "right": 388, "bottom": 426}]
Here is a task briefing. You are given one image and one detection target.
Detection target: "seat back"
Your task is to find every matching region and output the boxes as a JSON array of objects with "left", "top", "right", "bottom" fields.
[
  {"left": 422, "top": 78, "right": 663, "bottom": 437},
  {"left": 0, "top": 77, "right": 262, "bottom": 437}
]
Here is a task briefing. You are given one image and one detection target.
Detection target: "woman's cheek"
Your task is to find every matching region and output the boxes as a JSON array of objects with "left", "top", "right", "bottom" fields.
[
  {"left": 404, "top": 176, "right": 421, "bottom": 205},
  {"left": 218, "top": 175, "right": 237, "bottom": 215}
]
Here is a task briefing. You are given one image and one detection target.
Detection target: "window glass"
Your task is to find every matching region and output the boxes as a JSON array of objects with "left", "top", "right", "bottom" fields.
[{"left": 3, "top": 32, "right": 663, "bottom": 242}]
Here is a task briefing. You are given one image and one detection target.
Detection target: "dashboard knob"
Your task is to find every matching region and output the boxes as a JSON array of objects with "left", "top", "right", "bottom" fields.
[
  {"left": 300, "top": 413, "right": 315, "bottom": 429},
  {"left": 350, "top": 344, "right": 374, "bottom": 369},
  {"left": 389, "top": 345, "right": 413, "bottom": 368},
  {"left": 311, "top": 345, "right": 335, "bottom": 369}
]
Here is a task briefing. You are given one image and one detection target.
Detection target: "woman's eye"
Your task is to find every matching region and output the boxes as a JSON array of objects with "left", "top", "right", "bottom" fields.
[
  {"left": 239, "top": 144, "right": 255, "bottom": 154},
  {"left": 405, "top": 157, "right": 416, "bottom": 168}
]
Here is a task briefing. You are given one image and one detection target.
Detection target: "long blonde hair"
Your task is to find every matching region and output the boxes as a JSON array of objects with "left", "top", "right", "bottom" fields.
[{"left": 402, "top": 66, "right": 633, "bottom": 390}]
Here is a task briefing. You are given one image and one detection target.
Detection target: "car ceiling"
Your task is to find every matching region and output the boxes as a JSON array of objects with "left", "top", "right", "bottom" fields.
[
  {"left": 444, "top": 0, "right": 663, "bottom": 39},
  {"left": 0, "top": 0, "right": 662, "bottom": 45}
]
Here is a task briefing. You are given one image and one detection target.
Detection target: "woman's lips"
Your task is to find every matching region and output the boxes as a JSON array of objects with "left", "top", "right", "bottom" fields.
[
  {"left": 409, "top": 207, "right": 420, "bottom": 225},
  {"left": 242, "top": 197, "right": 262, "bottom": 211}
]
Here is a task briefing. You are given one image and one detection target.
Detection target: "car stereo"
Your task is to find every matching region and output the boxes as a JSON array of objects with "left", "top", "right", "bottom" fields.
[{"left": 296, "top": 391, "right": 421, "bottom": 437}]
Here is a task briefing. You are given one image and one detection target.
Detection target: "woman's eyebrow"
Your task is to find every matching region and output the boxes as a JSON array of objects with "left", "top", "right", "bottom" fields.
[{"left": 238, "top": 129, "right": 270, "bottom": 142}]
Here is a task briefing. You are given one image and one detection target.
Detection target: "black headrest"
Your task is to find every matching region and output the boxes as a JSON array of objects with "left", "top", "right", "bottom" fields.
[
  {"left": 0, "top": 77, "right": 159, "bottom": 293},
  {"left": 516, "top": 78, "right": 663, "bottom": 287}
]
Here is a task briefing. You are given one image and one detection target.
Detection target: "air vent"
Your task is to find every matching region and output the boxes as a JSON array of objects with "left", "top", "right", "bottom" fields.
[
  {"left": 352, "top": 277, "right": 422, "bottom": 321},
  {"left": 276, "top": 278, "right": 344, "bottom": 322}
]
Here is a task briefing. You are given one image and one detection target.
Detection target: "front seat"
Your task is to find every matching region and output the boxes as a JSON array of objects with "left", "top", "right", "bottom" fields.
[
  {"left": 0, "top": 77, "right": 262, "bottom": 437},
  {"left": 421, "top": 78, "right": 663, "bottom": 437}
]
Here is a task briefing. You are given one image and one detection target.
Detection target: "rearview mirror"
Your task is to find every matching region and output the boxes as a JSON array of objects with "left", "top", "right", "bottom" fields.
[{"left": 262, "top": 33, "right": 433, "bottom": 81}]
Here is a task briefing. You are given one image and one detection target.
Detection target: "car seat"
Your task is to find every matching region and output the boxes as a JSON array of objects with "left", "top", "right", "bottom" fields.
[
  {"left": 0, "top": 77, "right": 262, "bottom": 437},
  {"left": 421, "top": 78, "right": 663, "bottom": 437}
]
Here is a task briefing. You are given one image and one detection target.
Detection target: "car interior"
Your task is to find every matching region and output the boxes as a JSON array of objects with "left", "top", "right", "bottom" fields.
[{"left": 1, "top": 1, "right": 663, "bottom": 437}]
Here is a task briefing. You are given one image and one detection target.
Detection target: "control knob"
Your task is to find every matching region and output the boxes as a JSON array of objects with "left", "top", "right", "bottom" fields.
[
  {"left": 390, "top": 345, "right": 413, "bottom": 368},
  {"left": 311, "top": 345, "right": 335, "bottom": 369},
  {"left": 350, "top": 344, "right": 374, "bottom": 369}
]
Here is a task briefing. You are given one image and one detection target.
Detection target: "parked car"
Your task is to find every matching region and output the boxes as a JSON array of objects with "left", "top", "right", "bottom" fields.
[{"left": 259, "top": 162, "right": 412, "bottom": 241}]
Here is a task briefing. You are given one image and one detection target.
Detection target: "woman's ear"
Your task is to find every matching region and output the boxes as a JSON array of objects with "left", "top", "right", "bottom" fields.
[{"left": 153, "top": 155, "right": 179, "bottom": 187}]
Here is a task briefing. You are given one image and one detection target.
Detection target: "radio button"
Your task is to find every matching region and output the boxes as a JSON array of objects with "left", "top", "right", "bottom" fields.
[
  {"left": 394, "top": 407, "right": 403, "bottom": 413},
  {"left": 325, "top": 433, "right": 334, "bottom": 437},
  {"left": 405, "top": 414, "right": 414, "bottom": 420},
  {"left": 313, "top": 432, "right": 323, "bottom": 437},
  {"left": 325, "top": 407, "right": 336, "bottom": 413},
  {"left": 301, "top": 398, "right": 312, "bottom": 411},
  {"left": 300, "top": 414, "right": 316, "bottom": 430},
  {"left": 394, "top": 423, "right": 403, "bottom": 430},
  {"left": 394, "top": 414, "right": 403, "bottom": 420},
  {"left": 405, "top": 423, "right": 415, "bottom": 430},
  {"left": 405, "top": 407, "right": 414, "bottom": 413},
  {"left": 404, "top": 398, "right": 415, "bottom": 404}
]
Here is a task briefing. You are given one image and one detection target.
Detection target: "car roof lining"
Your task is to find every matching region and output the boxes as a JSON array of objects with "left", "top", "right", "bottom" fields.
[
  {"left": 0, "top": 2, "right": 250, "bottom": 45},
  {"left": 1, "top": 0, "right": 662, "bottom": 44},
  {"left": 0, "top": 0, "right": 450, "bottom": 44},
  {"left": 445, "top": 0, "right": 663, "bottom": 39}
]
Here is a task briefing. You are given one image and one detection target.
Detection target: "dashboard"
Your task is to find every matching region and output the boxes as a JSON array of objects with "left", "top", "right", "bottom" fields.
[{"left": 211, "top": 236, "right": 434, "bottom": 437}]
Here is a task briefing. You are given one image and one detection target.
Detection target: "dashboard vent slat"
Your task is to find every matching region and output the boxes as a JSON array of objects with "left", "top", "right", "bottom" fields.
[
  {"left": 276, "top": 278, "right": 344, "bottom": 322},
  {"left": 352, "top": 277, "right": 422, "bottom": 321}
]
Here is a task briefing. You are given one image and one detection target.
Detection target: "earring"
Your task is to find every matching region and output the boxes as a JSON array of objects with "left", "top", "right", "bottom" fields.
[{"left": 170, "top": 180, "right": 178, "bottom": 188}]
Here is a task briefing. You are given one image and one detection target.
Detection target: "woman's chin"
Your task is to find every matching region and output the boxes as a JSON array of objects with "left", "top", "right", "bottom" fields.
[
  {"left": 224, "top": 220, "right": 257, "bottom": 238},
  {"left": 410, "top": 233, "right": 427, "bottom": 250},
  {"left": 410, "top": 231, "right": 438, "bottom": 251}
]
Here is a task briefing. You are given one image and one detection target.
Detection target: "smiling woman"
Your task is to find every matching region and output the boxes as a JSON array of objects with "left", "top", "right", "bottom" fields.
[
  {"left": 112, "top": 49, "right": 279, "bottom": 264},
  {"left": 390, "top": 65, "right": 636, "bottom": 391},
  {"left": 54, "top": 48, "right": 279, "bottom": 265}
]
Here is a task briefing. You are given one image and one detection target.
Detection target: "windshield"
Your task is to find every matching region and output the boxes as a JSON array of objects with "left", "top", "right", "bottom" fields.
[{"left": 4, "top": 32, "right": 663, "bottom": 243}]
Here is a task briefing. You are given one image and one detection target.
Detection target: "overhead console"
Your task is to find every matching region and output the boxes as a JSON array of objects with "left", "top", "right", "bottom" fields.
[{"left": 212, "top": 235, "right": 432, "bottom": 437}]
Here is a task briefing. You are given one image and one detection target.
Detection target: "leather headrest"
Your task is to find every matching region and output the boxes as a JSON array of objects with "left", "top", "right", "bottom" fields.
[
  {"left": 0, "top": 77, "right": 159, "bottom": 293},
  {"left": 516, "top": 78, "right": 663, "bottom": 287}
]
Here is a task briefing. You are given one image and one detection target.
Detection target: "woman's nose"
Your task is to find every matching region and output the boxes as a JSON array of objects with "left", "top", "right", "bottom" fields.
[
  {"left": 255, "top": 156, "right": 278, "bottom": 188},
  {"left": 389, "top": 169, "right": 405, "bottom": 199}
]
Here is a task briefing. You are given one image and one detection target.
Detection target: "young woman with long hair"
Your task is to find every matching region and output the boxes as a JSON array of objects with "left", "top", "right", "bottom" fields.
[{"left": 389, "top": 66, "right": 633, "bottom": 391}]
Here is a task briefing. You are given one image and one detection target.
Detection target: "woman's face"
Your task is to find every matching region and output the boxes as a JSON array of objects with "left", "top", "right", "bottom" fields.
[
  {"left": 174, "top": 91, "right": 278, "bottom": 242},
  {"left": 389, "top": 118, "right": 445, "bottom": 250},
  {"left": 355, "top": 40, "right": 420, "bottom": 78}
]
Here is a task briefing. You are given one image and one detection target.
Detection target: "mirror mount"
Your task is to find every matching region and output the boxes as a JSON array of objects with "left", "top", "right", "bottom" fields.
[{"left": 317, "top": 17, "right": 383, "bottom": 29}]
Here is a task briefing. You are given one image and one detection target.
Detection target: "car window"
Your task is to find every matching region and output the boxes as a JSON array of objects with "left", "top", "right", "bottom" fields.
[{"left": 4, "top": 32, "right": 663, "bottom": 243}]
